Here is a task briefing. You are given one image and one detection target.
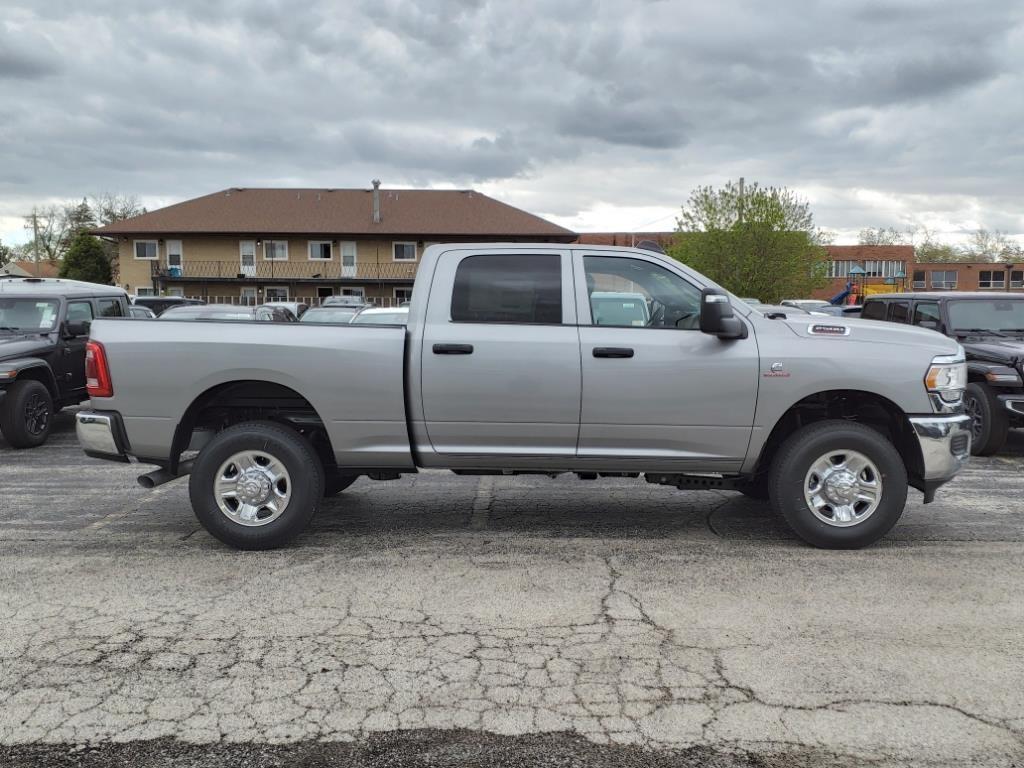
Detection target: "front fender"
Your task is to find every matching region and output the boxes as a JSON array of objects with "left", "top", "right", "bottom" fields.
[{"left": 0, "top": 358, "right": 59, "bottom": 394}]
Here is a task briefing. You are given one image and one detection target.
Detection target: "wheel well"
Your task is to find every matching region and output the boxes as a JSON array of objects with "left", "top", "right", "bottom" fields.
[
  {"left": 754, "top": 390, "right": 923, "bottom": 481},
  {"left": 169, "top": 380, "right": 334, "bottom": 474},
  {"left": 12, "top": 366, "right": 58, "bottom": 399}
]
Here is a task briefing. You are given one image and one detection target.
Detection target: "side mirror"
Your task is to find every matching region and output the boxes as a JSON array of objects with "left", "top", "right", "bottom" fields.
[
  {"left": 699, "top": 289, "right": 747, "bottom": 339},
  {"left": 64, "top": 319, "right": 91, "bottom": 338}
]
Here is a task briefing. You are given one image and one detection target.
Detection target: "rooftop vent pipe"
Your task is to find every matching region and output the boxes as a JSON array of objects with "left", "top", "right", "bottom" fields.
[{"left": 372, "top": 179, "right": 381, "bottom": 223}]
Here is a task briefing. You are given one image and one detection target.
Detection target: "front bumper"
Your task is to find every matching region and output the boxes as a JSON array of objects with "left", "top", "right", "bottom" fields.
[
  {"left": 908, "top": 413, "right": 972, "bottom": 501},
  {"left": 76, "top": 410, "right": 131, "bottom": 463}
]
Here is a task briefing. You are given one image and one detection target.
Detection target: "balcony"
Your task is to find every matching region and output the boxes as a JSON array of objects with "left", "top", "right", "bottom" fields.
[{"left": 152, "top": 260, "right": 418, "bottom": 282}]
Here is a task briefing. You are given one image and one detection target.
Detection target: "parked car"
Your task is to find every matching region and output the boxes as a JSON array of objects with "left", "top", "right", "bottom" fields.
[
  {"left": 131, "top": 296, "right": 204, "bottom": 317},
  {"left": 128, "top": 305, "right": 157, "bottom": 319},
  {"left": 0, "top": 277, "right": 130, "bottom": 447},
  {"left": 159, "top": 304, "right": 298, "bottom": 322},
  {"left": 861, "top": 292, "right": 1024, "bottom": 455},
  {"left": 322, "top": 296, "right": 370, "bottom": 309},
  {"left": 349, "top": 306, "right": 410, "bottom": 325},
  {"left": 781, "top": 299, "right": 832, "bottom": 312},
  {"left": 299, "top": 306, "right": 367, "bottom": 324},
  {"left": 814, "top": 305, "right": 862, "bottom": 318},
  {"left": 262, "top": 300, "right": 309, "bottom": 318},
  {"left": 76, "top": 243, "right": 970, "bottom": 551}
]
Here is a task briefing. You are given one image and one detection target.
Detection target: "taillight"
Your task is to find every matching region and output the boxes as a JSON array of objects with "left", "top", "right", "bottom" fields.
[{"left": 85, "top": 340, "right": 113, "bottom": 398}]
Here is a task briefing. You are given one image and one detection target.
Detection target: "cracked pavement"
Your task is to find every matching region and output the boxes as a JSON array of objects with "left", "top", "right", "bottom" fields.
[{"left": 1, "top": 412, "right": 1023, "bottom": 766}]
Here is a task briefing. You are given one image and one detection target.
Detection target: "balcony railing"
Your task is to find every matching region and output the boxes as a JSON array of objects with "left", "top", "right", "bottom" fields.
[{"left": 152, "top": 260, "right": 418, "bottom": 281}]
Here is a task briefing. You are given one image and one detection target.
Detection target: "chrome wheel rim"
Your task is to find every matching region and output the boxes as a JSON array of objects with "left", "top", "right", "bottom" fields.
[
  {"left": 214, "top": 450, "right": 291, "bottom": 527},
  {"left": 24, "top": 393, "right": 49, "bottom": 436},
  {"left": 804, "top": 449, "right": 882, "bottom": 527}
]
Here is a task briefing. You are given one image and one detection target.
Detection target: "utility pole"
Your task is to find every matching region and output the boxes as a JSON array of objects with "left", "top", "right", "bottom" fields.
[{"left": 31, "top": 212, "right": 40, "bottom": 276}]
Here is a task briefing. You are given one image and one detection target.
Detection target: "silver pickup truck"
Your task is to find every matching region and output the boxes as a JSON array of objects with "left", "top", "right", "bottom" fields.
[{"left": 77, "top": 243, "right": 971, "bottom": 550}]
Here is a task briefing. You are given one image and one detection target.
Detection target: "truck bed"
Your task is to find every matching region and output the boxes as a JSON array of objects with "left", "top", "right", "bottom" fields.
[{"left": 87, "top": 318, "right": 414, "bottom": 469}]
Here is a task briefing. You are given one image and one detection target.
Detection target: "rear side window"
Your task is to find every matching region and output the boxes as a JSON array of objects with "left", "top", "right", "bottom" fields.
[
  {"left": 860, "top": 301, "right": 887, "bottom": 321},
  {"left": 451, "top": 254, "right": 561, "bottom": 324},
  {"left": 888, "top": 302, "right": 909, "bottom": 323},
  {"left": 97, "top": 298, "right": 124, "bottom": 317},
  {"left": 913, "top": 302, "right": 940, "bottom": 326}
]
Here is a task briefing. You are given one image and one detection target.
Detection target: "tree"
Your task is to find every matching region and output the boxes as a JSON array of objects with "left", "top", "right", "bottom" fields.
[
  {"left": 858, "top": 227, "right": 909, "bottom": 246},
  {"left": 667, "top": 180, "right": 829, "bottom": 304},
  {"left": 22, "top": 205, "right": 70, "bottom": 262},
  {"left": 910, "top": 226, "right": 969, "bottom": 263},
  {"left": 90, "top": 193, "right": 145, "bottom": 282},
  {"left": 59, "top": 233, "right": 112, "bottom": 285},
  {"left": 0, "top": 239, "right": 14, "bottom": 268},
  {"left": 961, "top": 228, "right": 1024, "bottom": 263}
]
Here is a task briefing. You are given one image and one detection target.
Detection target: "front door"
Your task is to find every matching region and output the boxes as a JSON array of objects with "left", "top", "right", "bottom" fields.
[
  {"left": 62, "top": 300, "right": 94, "bottom": 399},
  {"left": 240, "top": 241, "right": 256, "bottom": 277},
  {"left": 574, "top": 252, "right": 758, "bottom": 469},
  {"left": 420, "top": 250, "right": 581, "bottom": 456},
  {"left": 340, "top": 242, "right": 357, "bottom": 278}
]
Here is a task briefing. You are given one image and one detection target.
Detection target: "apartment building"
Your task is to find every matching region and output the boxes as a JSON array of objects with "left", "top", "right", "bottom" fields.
[{"left": 93, "top": 184, "right": 575, "bottom": 306}]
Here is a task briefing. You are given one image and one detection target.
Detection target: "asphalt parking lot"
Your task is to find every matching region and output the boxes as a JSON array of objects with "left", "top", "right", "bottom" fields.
[{"left": 1, "top": 411, "right": 1023, "bottom": 767}]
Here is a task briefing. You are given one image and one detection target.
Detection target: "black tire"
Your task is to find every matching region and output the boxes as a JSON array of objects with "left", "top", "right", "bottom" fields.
[
  {"left": 964, "top": 382, "right": 1009, "bottom": 456},
  {"left": 0, "top": 379, "right": 53, "bottom": 449},
  {"left": 769, "top": 420, "right": 908, "bottom": 549},
  {"left": 188, "top": 420, "right": 324, "bottom": 550},
  {"left": 324, "top": 472, "right": 359, "bottom": 497}
]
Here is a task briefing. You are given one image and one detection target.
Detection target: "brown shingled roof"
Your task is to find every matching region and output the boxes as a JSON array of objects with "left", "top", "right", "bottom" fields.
[{"left": 92, "top": 187, "right": 575, "bottom": 240}]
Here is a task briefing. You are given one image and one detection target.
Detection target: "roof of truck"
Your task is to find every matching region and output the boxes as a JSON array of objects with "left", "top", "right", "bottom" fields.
[
  {"left": 0, "top": 277, "right": 127, "bottom": 299},
  {"left": 866, "top": 292, "right": 1024, "bottom": 301}
]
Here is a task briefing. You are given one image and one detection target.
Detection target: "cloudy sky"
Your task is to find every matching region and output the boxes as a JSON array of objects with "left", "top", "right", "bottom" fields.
[{"left": 1, "top": 0, "right": 1022, "bottom": 245}]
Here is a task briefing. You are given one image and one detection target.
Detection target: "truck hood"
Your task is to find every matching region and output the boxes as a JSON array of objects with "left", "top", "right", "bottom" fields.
[
  {"left": 0, "top": 333, "right": 54, "bottom": 361},
  {"left": 959, "top": 338, "right": 1024, "bottom": 366},
  {"left": 779, "top": 317, "right": 961, "bottom": 355}
]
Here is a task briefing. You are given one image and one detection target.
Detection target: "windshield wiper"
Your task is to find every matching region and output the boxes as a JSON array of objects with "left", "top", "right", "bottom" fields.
[
  {"left": 955, "top": 328, "right": 1010, "bottom": 338},
  {"left": 0, "top": 326, "right": 23, "bottom": 332}
]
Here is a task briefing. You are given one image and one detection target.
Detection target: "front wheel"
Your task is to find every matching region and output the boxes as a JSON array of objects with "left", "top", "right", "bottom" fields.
[
  {"left": 964, "top": 382, "right": 1009, "bottom": 456},
  {"left": 188, "top": 421, "right": 324, "bottom": 550},
  {"left": 0, "top": 379, "right": 53, "bottom": 448},
  {"left": 769, "top": 420, "right": 908, "bottom": 549}
]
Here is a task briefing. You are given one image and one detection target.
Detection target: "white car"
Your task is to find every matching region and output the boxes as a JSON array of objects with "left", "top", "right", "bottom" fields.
[{"left": 349, "top": 306, "right": 410, "bottom": 325}]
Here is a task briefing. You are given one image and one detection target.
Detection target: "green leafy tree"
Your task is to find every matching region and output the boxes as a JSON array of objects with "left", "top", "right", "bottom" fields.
[
  {"left": 858, "top": 226, "right": 910, "bottom": 246},
  {"left": 667, "top": 180, "right": 829, "bottom": 304},
  {"left": 0, "top": 239, "right": 14, "bottom": 268},
  {"left": 59, "top": 233, "right": 112, "bottom": 285}
]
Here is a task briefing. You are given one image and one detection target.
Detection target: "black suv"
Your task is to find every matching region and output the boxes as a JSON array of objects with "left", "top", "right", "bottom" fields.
[
  {"left": 0, "top": 277, "right": 130, "bottom": 448},
  {"left": 862, "top": 292, "right": 1024, "bottom": 455}
]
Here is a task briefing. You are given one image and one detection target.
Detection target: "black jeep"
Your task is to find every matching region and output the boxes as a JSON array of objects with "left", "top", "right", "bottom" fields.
[
  {"left": 862, "top": 292, "right": 1024, "bottom": 455},
  {"left": 0, "top": 277, "right": 130, "bottom": 448}
]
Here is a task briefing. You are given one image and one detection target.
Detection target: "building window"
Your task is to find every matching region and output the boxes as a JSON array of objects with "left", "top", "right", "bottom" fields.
[
  {"left": 165, "top": 287, "right": 184, "bottom": 297},
  {"left": 264, "top": 286, "right": 289, "bottom": 301},
  {"left": 393, "top": 242, "right": 417, "bottom": 261},
  {"left": 394, "top": 287, "right": 413, "bottom": 303},
  {"left": 134, "top": 240, "right": 158, "bottom": 260},
  {"left": 930, "top": 271, "right": 958, "bottom": 290},
  {"left": 1011, "top": 271, "right": 1024, "bottom": 289},
  {"left": 979, "top": 270, "right": 1006, "bottom": 289},
  {"left": 341, "top": 287, "right": 365, "bottom": 298},
  {"left": 240, "top": 287, "right": 257, "bottom": 305},
  {"left": 451, "top": 254, "right": 562, "bottom": 324},
  {"left": 165, "top": 239, "right": 183, "bottom": 271},
  {"left": 340, "top": 242, "right": 357, "bottom": 276},
  {"left": 912, "top": 270, "right": 926, "bottom": 289},
  {"left": 264, "top": 240, "right": 288, "bottom": 261},
  {"left": 135, "top": 287, "right": 155, "bottom": 297},
  {"left": 308, "top": 241, "right": 332, "bottom": 260},
  {"left": 827, "top": 260, "right": 852, "bottom": 279},
  {"left": 863, "top": 260, "right": 906, "bottom": 278}
]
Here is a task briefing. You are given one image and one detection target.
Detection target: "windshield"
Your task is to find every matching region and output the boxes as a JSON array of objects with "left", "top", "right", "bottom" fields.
[
  {"left": 947, "top": 299, "right": 1024, "bottom": 333},
  {"left": 351, "top": 311, "right": 408, "bottom": 325},
  {"left": 160, "top": 306, "right": 253, "bottom": 321},
  {"left": 301, "top": 308, "right": 359, "bottom": 323},
  {"left": 0, "top": 298, "right": 60, "bottom": 332}
]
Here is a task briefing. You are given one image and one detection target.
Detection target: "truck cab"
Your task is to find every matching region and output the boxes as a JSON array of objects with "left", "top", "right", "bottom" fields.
[{"left": 0, "top": 277, "right": 130, "bottom": 447}]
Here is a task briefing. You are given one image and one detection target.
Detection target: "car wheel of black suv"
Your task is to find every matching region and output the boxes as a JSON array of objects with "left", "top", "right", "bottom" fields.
[
  {"left": 964, "top": 382, "right": 1009, "bottom": 456},
  {"left": 189, "top": 420, "right": 324, "bottom": 550},
  {"left": 0, "top": 379, "right": 53, "bottom": 449},
  {"left": 769, "top": 420, "right": 907, "bottom": 549}
]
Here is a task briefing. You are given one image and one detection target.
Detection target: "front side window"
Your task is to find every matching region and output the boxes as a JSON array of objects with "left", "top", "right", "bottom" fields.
[
  {"left": 309, "top": 241, "right": 332, "bottom": 260},
  {"left": 888, "top": 302, "right": 909, "bottom": 323},
  {"left": 451, "top": 254, "right": 561, "bottom": 324},
  {"left": 393, "top": 242, "right": 417, "bottom": 261},
  {"left": 66, "top": 301, "right": 94, "bottom": 324},
  {"left": 583, "top": 256, "right": 701, "bottom": 329},
  {"left": 913, "top": 302, "right": 940, "bottom": 327},
  {"left": 134, "top": 240, "right": 158, "bottom": 260},
  {"left": 264, "top": 240, "right": 288, "bottom": 260},
  {"left": 97, "top": 299, "right": 124, "bottom": 317}
]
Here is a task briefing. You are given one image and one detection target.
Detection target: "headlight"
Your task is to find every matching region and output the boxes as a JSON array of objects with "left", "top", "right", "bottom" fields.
[{"left": 925, "top": 351, "right": 967, "bottom": 402}]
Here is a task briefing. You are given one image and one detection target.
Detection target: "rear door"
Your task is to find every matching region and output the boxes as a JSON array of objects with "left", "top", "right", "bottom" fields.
[
  {"left": 419, "top": 249, "right": 581, "bottom": 456},
  {"left": 574, "top": 251, "right": 758, "bottom": 467}
]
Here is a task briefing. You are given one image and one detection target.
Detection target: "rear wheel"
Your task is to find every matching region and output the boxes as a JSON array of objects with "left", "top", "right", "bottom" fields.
[
  {"left": 189, "top": 421, "right": 324, "bottom": 550},
  {"left": 964, "top": 382, "right": 1009, "bottom": 456},
  {"left": 769, "top": 420, "right": 907, "bottom": 549},
  {"left": 0, "top": 379, "right": 53, "bottom": 448}
]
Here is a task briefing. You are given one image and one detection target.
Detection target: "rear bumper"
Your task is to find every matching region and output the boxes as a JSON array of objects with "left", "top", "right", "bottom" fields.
[
  {"left": 908, "top": 413, "right": 972, "bottom": 501},
  {"left": 999, "top": 394, "right": 1024, "bottom": 416},
  {"left": 76, "top": 410, "right": 131, "bottom": 463}
]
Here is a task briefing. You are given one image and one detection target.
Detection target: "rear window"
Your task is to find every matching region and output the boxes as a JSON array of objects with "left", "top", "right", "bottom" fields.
[
  {"left": 451, "top": 254, "right": 561, "bottom": 324},
  {"left": 97, "top": 298, "right": 124, "bottom": 317},
  {"left": 860, "top": 301, "right": 887, "bottom": 321}
]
